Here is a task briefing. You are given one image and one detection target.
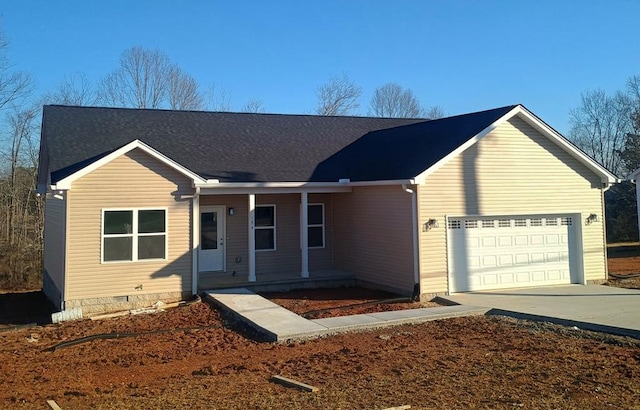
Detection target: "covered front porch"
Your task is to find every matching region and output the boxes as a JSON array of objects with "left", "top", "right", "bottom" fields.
[{"left": 191, "top": 184, "right": 353, "bottom": 293}]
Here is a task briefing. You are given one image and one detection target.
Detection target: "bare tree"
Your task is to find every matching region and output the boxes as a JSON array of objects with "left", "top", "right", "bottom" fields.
[
  {"left": 316, "top": 74, "right": 362, "bottom": 116},
  {"left": 568, "top": 89, "right": 633, "bottom": 175},
  {"left": 0, "top": 29, "right": 32, "bottom": 111},
  {"left": 3, "top": 105, "right": 39, "bottom": 246},
  {"left": 0, "top": 25, "right": 42, "bottom": 288},
  {"left": 43, "top": 72, "right": 96, "bottom": 105},
  {"left": 627, "top": 75, "right": 640, "bottom": 105},
  {"left": 205, "top": 84, "right": 232, "bottom": 112},
  {"left": 369, "top": 83, "right": 422, "bottom": 118},
  {"left": 423, "top": 105, "right": 446, "bottom": 120},
  {"left": 241, "top": 98, "right": 265, "bottom": 113},
  {"left": 167, "top": 65, "right": 203, "bottom": 110},
  {"left": 97, "top": 46, "right": 172, "bottom": 108}
]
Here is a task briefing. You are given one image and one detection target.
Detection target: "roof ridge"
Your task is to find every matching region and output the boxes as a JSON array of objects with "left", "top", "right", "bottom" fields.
[{"left": 44, "top": 104, "right": 522, "bottom": 121}]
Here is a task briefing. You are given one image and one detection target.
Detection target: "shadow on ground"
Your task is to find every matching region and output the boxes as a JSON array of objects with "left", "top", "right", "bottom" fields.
[{"left": 0, "top": 290, "right": 55, "bottom": 327}]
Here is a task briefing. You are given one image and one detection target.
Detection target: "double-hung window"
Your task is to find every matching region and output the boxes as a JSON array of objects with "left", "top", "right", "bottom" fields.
[
  {"left": 307, "top": 204, "right": 324, "bottom": 248},
  {"left": 255, "top": 205, "right": 276, "bottom": 251},
  {"left": 102, "top": 209, "right": 167, "bottom": 262}
]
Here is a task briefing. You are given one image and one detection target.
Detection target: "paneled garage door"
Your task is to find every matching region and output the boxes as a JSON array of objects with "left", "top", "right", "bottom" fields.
[{"left": 447, "top": 215, "right": 576, "bottom": 292}]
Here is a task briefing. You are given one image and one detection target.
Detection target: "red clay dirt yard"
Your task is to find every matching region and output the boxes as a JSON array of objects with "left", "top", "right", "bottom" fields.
[{"left": 0, "top": 252, "right": 639, "bottom": 409}]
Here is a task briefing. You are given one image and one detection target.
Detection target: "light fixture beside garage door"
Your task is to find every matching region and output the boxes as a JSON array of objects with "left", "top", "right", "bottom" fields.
[
  {"left": 423, "top": 218, "right": 439, "bottom": 231},
  {"left": 585, "top": 213, "right": 599, "bottom": 225}
]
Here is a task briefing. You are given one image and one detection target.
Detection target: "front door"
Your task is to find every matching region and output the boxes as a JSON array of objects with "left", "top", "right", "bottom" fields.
[{"left": 199, "top": 206, "right": 225, "bottom": 272}]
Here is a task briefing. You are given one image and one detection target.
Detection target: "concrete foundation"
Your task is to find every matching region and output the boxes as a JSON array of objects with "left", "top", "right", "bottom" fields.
[{"left": 65, "top": 291, "right": 193, "bottom": 315}]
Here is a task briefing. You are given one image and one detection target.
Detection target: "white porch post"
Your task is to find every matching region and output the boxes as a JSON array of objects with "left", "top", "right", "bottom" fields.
[
  {"left": 191, "top": 188, "right": 200, "bottom": 295},
  {"left": 301, "top": 191, "right": 309, "bottom": 278},
  {"left": 248, "top": 193, "right": 256, "bottom": 282}
]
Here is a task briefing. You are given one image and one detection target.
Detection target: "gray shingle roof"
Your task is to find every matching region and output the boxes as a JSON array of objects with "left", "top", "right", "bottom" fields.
[{"left": 40, "top": 104, "right": 518, "bottom": 184}]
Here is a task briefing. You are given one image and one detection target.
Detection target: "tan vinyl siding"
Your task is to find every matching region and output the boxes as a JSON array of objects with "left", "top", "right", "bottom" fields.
[
  {"left": 43, "top": 195, "right": 66, "bottom": 306},
  {"left": 66, "top": 148, "right": 193, "bottom": 300},
  {"left": 308, "top": 193, "right": 333, "bottom": 271},
  {"left": 418, "top": 116, "right": 606, "bottom": 294},
  {"left": 255, "top": 194, "right": 301, "bottom": 275},
  {"left": 333, "top": 186, "right": 414, "bottom": 294}
]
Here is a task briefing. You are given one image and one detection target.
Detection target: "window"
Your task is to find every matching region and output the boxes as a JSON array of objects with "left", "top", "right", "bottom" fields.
[
  {"left": 448, "top": 220, "right": 461, "bottom": 229},
  {"left": 102, "top": 209, "right": 166, "bottom": 262},
  {"left": 308, "top": 204, "right": 324, "bottom": 248},
  {"left": 255, "top": 205, "right": 276, "bottom": 250},
  {"left": 514, "top": 219, "right": 527, "bottom": 227},
  {"left": 530, "top": 218, "right": 543, "bottom": 227},
  {"left": 498, "top": 219, "right": 511, "bottom": 228}
]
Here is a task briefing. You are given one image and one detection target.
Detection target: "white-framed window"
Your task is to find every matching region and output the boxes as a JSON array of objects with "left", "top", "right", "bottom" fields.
[
  {"left": 255, "top": 205, "right": 276, "bottom": 251},
  {"left": 102, "top": 208, "right": 167, "bottom": 262},
  {"left": 308, "top": 203, "right": 325, "bottom": 248}
]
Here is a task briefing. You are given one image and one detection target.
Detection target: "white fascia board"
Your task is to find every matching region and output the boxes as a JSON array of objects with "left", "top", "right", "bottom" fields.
[
  {"left": 199, "top": 185, "right": 352, "bottom": 195},
  {"left": 54, "top": 139, "right": 206, "bottom": 190},
  {"left": 413, "top": 105, "right": 619, "bottom": 185},
  {"left": 348, "top": 179, "right": 415, "bottom": 187},
  {"left": 195, "top": 181, "right": 346, "bottom": 188},
  {"left": 196, "top": 179, "right": 415, "bottom": 195}
]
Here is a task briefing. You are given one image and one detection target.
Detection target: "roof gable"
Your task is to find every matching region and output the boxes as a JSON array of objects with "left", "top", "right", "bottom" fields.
[
  {"left": 52, "top": 139, "right": 206, "bottom": 190},
  {"left": 310, "top": 106, "right": 516, "bottom": 182},
  {"left": 412, "top": 105, "right": 617, "bottom": 184}
]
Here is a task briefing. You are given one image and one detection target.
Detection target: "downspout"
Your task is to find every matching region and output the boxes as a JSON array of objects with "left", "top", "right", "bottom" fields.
[
  {"left": 402, "top": 184, "right": 420, "bottom": 300},
  {"left": 191, "top": 186, "right": 200, "bottom": 296}
]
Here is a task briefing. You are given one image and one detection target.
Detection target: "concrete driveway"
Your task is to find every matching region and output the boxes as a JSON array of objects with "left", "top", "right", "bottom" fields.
[{"left": 439, "top": 285, "right": 640, "bottom": 339}]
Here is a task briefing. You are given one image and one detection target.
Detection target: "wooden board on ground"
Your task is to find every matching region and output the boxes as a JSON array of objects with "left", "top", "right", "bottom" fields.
[{"left": 270, "top": 375, "right": 319, "bottom": 392}]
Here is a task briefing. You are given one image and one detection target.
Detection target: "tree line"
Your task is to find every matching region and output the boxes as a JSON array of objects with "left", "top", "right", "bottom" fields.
[
  {"left": 41, "top": 48, "right": 442, "bottom": 118},
  {"left": 567, "top": 76, "right": 640, "bottom": 242}
]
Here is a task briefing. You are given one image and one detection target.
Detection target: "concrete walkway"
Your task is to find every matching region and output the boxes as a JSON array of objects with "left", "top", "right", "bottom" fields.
[
  {"left": 439, "top": 285, "right": 640, "bottom": 339},
  {"left": 204, "top": 288, "right": 489, "bottom": 341}
]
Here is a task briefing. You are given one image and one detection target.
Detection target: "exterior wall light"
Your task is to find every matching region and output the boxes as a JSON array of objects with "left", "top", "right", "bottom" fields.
[
  {"left": 229, "top": 208, "right": 235, "bottom": 216},
  {"left": 423, "top": 218, "right": 439, "bottom": 231},
  {"left": 586, "top": 213, "right": 599, "bottom": 225}
]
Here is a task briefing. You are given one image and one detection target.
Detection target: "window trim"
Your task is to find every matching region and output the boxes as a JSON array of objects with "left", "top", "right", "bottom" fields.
[
  {"left": 255, "top": 204, "right": 276, "bottom": 252},
  {"left": 101, "top": 207, "right": 168, "bottom": 263},
  {"left": 307, "top": 203, "right": 325, "bottom": 249}
]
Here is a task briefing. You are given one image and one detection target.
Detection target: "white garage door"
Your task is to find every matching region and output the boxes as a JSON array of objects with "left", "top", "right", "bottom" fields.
[{"left": 447, "top": 215, "right": 576, "bottom": 292}]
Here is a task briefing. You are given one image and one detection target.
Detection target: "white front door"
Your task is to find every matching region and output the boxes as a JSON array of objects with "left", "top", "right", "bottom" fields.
[{"left": 199, "top": 206, "right": 225, "bottom": 272}]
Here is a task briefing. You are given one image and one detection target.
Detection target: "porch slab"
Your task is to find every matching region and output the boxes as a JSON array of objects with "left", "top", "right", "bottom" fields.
[{"left": 205, "top": 288, "right": 489, "bottom": 341}]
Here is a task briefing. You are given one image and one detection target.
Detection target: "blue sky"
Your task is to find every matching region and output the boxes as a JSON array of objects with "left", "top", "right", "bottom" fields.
[{"left": 1, "top": 0, "right": 639, "bottom": 133}]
